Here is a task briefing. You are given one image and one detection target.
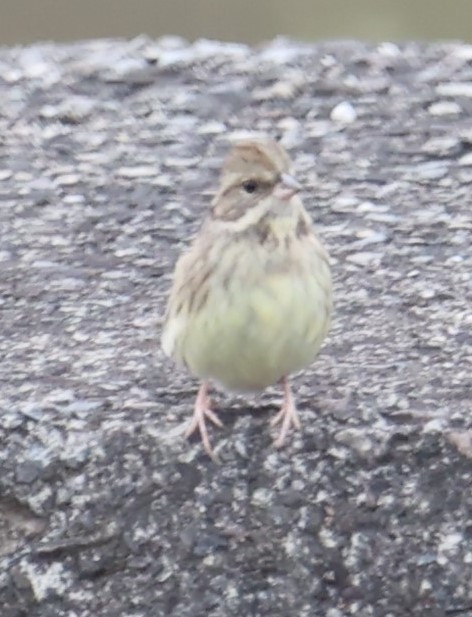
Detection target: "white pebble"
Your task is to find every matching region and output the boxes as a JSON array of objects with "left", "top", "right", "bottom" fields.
[
  {"left": 437, "top": 82, "right": 472, "bottom": 98},
  {"left": 459, "top": 152, "right": 472, "bottom": 166},
  {"left": 428, "top": 101, "right": 462, "bottom": 115},
  {"left": 117, "top": 166, "right": 157, "bottom": 178},
  {"left": 330, "top": 101, "right": 357, "bottom": 125},
  {"left": 377, "top": 42, "right": 400, "bottom": 57}
]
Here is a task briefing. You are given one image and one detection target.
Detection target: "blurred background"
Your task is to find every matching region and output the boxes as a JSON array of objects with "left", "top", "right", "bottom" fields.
[{"left": 1, "top": 0, "right": 472, "bottom": 46}]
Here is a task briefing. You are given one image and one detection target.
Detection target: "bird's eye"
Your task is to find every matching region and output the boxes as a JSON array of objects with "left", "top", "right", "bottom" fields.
[{"left": 242, "top": 180, "right": 258, "bottom": 194}]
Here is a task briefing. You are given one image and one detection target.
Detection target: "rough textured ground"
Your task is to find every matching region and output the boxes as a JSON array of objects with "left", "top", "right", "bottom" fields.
[{"left": 0, "top": 36, "right": 471, "bottom": 617}]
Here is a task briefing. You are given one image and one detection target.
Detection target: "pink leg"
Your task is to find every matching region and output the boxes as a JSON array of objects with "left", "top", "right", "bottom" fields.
[
  {"left": 185, "top": 381, "right": 223, "bottom": 459},
  {"left": 270, "top": 377, "right": 301, "bottom": 448}
]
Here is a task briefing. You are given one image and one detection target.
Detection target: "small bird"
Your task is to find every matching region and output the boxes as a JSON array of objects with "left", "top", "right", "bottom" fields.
[{"left": 161, "top": 137, "right": 332, "bottom": 458}]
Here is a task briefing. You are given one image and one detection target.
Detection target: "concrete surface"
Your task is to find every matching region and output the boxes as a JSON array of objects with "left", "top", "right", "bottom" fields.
[{"left": 0, "top": 37, "right": 471, "bottom": 617}]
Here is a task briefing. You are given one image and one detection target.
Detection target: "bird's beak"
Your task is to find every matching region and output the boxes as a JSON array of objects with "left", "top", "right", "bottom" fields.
[{"left": 274, "top": 173, "right": 302, "bottom": 201}]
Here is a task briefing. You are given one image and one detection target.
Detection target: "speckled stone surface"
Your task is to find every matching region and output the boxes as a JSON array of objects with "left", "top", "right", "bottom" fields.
[{"left": 0, "top": 36, "right": 471, "bottom": 617}]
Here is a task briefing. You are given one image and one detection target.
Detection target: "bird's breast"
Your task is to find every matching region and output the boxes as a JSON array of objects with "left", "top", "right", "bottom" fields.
[{"left": 180, "top": 238, "right": 332, "bottom": 391}]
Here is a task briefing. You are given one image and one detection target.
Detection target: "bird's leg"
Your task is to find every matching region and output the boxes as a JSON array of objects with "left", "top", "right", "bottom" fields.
[
  {"left": 270, "top": 377, "right": 301, "bottom": 448},
  {"left": 185, "top": 380, "right": 223, "bottom": 459}
]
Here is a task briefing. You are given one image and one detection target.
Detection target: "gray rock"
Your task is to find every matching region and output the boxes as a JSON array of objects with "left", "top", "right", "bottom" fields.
[
  {"left": 15, "top": 461, "right": 42, "bottom": 484},
  {"left": 0, "top": 37, "right": 471, "bottom": 617}
]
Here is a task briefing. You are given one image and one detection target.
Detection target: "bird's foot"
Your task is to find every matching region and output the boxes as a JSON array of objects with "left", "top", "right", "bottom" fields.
[
  {"left": 270, "top": 377, "right": 301, "bottom": 448},
  {"left": 185, "top": 381, "right": 223, "bottom": 460}
]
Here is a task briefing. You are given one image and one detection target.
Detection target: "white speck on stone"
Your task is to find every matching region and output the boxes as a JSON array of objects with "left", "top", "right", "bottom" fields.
[
  {"left": 0, "top": 250, "right": 12, "bottom": 261},
  {"left": 327, "top": 445, "right": 349, "bottom": 459},
  {"left": 15, "top": 171, "right": 34, "bottom": 183},
  {"left": 278, "top": 117, "right": 301, "bottom": 133},
  {"left": 346, "top": 252, "right": 383, "bottom": 266},
  {"left": 2, "top": 67, "right": 22, "bottom": 83},
  {"left": 331, "top": 195, "right": 360, "bottom": 212},
  {"left": 314, "top": 489, "right": 331, "bottom": 504},
  {"left": 64, "top": 399, "right": 102, "bottom": 415},
  {"left": 251, "top": 487, "right": 273, "bottom": 507},
  {"left": 335, "top": 428, "right": 377, "bottom": 456},
  {"left": 157, "top": 35, "right": 188, "bottom": 50},
  {"left": 114, "top": 247, "right": 140, "bottom": 258},
  {"left": 142, "top": 36, "right": 186, "bottom": 61},
  {"left": 254, "top": 78, "right": 301, "bottom": 101},
  {"left": 330, "top": 101, "right": 357, "bottom": 124},
  {"left": 423, "top": 419, "right": 446, "bottom": 433},
  {"left": 420, "top": 288, "right": 436, "bottom": 299},
  {"left": 460, "top": 130, "right": 472, "bottom": 145},
  {"left": 18, "top": 48, "right": 61, "bottom": 83},
  {"left": 26, "top": 486, "right": 54, "bottom": 514},
  {"left": 117, "top": 166, "right": 157, "bottom": 178},
  {"left": 197, "top": 121, "right": 227, "bottom": 135},
  {"left": 44, "top": 389, "right": 75, "bottom": 404},
  {"left": 422, "top": 137, "right": 460, "bottom": 156},
  {"left": 63, "top": 194, "right": 85, "bottom": 205},
  {"left": 157, "top": 47, "right": 194, "bottom": 68},
  {"left": 377, "top": 42, "right": 401, "bottom": 57},
  {"left": 101, "top": 270, "right": 127, "bottom": 279},
  {"left": 437, "top": 82, "right": 472, "bottom": 98},
  {"left": 307, "top": 120, "right": 333, "bottom": 137},
  {"left": 30, "top": 259, "right": 58, "bottom": 269},
  {"left": 320, "top": 54, "right": 337, "bottom": 67},
  {"left": 52, "top": 277, "right": 86, "bottom": 291},
  {"left": 353, "top": 230, "right": 388, "bottom": 247},
  {"left": 327, "top": 608, "right": 346, "bottom": 617},
  {"left": 107, "top": 57, "right": 148, "bottom": 78},
  {"left": 40, "top": 96, "right": 95, "bottom": 121},
  {"left": 358, "top": 201, "right": 392, "bottom": 214},
  {"left": 446, "top": 255, "right": 464, "bottom": 264},
  {"left": 437, "top": 532, "right": 463, "bottom": 562},
  {"left": 428, "top": 101, "right": 462, "bottom": 115},
  {"left": 192, "top": 38, "right": 249, "bottom": 60},
  {"left": 0, "top": 170, "right": 12, "bottom": 181},
  {"left": 164, "top": 156, "right": 200, "bottom": 168},
  {"left": 258, "top": 38, "right": 310, "bottom": 64},
  {"left": 318, "top": 527, "right": 339, "bottom": 549},
  {"left": 54, "top": 174, "right": 81, "bottom": 186},
  {"left": 21, "top": 561, "right": 73, "bottom": 602},
  {"left": 420, "top": 579, "right": 433, "bottom": 593},
  {"left": 60, "top": 431, "right": 92, "bottom": 465},
  {"left": 377, "top": 493, "right": 396, "bottom": 508},
  {"left": 283, "top": 531, "right": 301, "bottom": 558},
  {"left": 202, "top": 553, "right": 218, "bottom": 567},
  {"left": 458, "top": 152, "right": 472, "bottom": 166},
  {"left": 415, "top": 161, "right": 449, "bottom": 180},
  {"left": 451, "top": 44, "right": 472, "bottom": 60}
]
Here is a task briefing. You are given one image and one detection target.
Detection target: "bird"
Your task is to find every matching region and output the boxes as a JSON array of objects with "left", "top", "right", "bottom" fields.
[{"left": 161, "top": 137, "right": 332, "bottom": 458}]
